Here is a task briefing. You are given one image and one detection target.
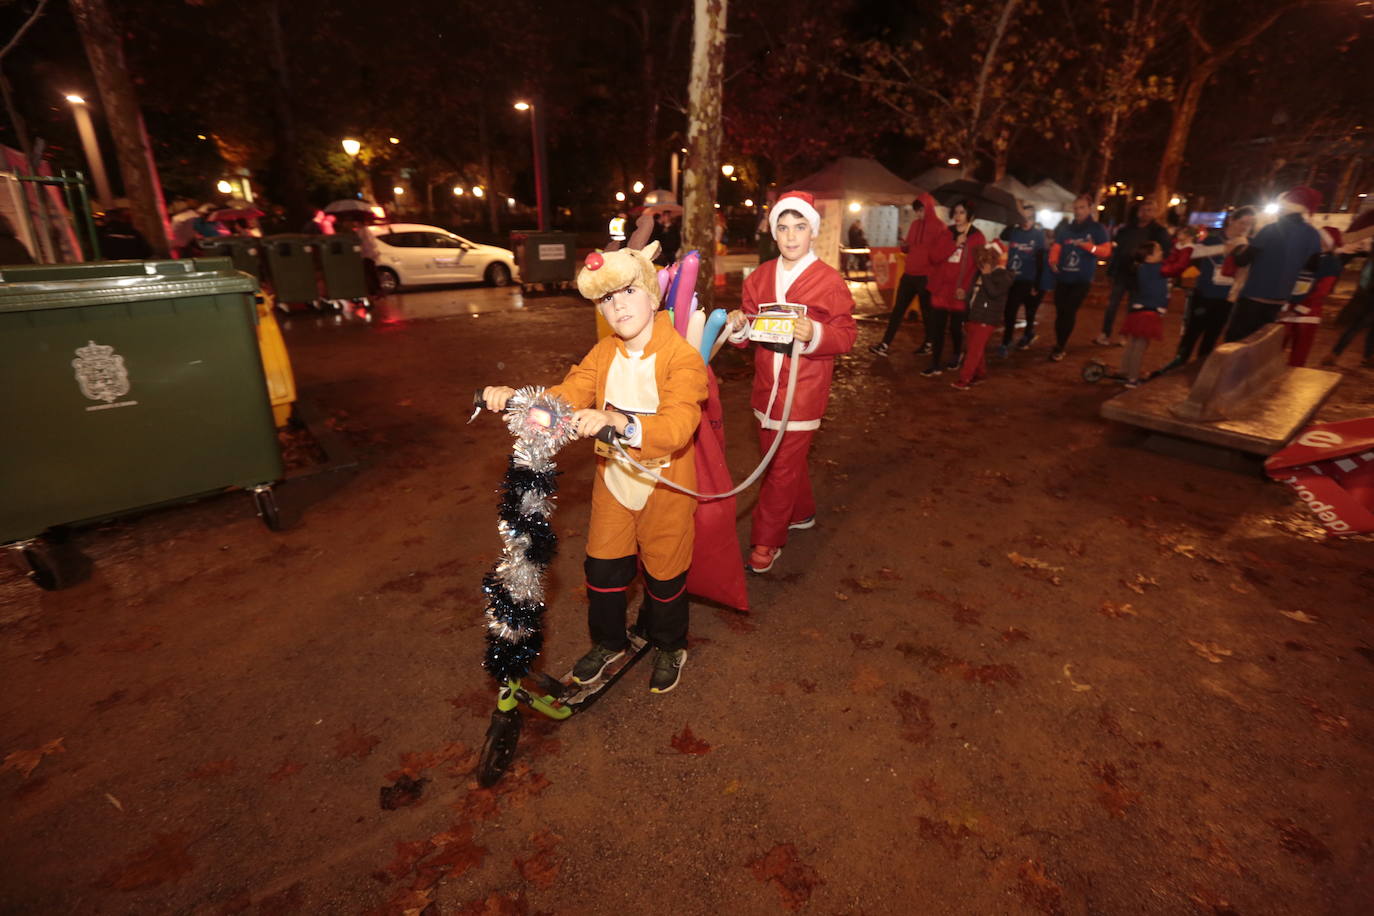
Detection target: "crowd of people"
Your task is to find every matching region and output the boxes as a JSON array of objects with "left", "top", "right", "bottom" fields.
[{"left": 869, "top": 185, "right": 1374, "bottom": 386}]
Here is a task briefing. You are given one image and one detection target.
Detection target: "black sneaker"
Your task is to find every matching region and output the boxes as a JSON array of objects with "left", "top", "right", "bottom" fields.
[
  {"left": 1016, "top": 333, "right": 1037, "bottom": 350},
  {"left": 570, "top": 644, "right": 625, "bottom": 684},
  {"left": 649, "top": 648, "right": 687, "bottom": 694},
  {"left": 917, "top": 342, "right": 933, "bottom": 355},
  {"left": 920, "top": 366, "right": 943, "bottom": 377},
  {"left": 869, "top": 341, "right": 890, "bottom": 356}
]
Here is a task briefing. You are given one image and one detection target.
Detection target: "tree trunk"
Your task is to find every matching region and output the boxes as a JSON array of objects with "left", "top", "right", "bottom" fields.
[
  {"left": 991, "top": 130, "right": 1010, "bottom": 183},
  {"left": 1332, "top": 158, "right": 1364, "bottom": 213},
  {"left": 68, "top": 0, "right": 170, "bottom": 256},
  {"left": 963, "top": 0, "right": 1020, "bottom": 173},
  {"left": 1091, "top": 106, "right": 1123, "bottom": 203},
  {"left": 682, "top": 0, "right": 727, "bottom": 308},
  {"left": 1152, "top": 60, "right": 1215, "bottom": 213},
  {"left": 262, "top": 0, "right": 309, "bottom": 226}
]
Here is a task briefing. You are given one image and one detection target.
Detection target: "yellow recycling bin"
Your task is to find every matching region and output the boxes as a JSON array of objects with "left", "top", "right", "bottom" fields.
[{"left": 255, "top": 292, "right": 297, "bottom": 427}]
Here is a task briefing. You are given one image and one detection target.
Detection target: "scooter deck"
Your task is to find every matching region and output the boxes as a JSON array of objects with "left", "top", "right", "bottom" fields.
[{"left": 547, "top": 630, "right": 651, "bottom": 713}]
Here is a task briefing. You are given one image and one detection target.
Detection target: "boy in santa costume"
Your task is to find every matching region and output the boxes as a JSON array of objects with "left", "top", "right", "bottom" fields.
[
  {"left": 1278, "top": 226, "right": 1344, "bottom": 367},
  {"left": 482, "top": 240, "right": 707, "bottom": 694},
  {"left": 725, "top": 191, "right": 857, "bottom": 574}
]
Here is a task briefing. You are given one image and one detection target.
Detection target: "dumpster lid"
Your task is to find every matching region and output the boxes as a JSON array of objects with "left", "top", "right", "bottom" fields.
[{"left": 0, "top": 264, "right": 255, "bottom": 313}]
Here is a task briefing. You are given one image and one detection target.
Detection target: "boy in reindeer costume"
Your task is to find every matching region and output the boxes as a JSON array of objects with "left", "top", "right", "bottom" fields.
[
  {"left": 482, "top": 240, "right": 707, "bottom": 693},
  {"left": 726, "top": 191, "right": 857, "bottom": 574}
]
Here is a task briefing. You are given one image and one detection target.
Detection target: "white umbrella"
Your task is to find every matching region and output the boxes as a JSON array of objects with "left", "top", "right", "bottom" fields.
[{"left": 324, "top": 199, "right": 381, "bottom": 214}]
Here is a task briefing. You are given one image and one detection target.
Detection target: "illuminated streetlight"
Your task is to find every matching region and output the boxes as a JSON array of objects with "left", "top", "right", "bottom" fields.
[
  {"left": 472, "top": 186, "right": 485, "bottom": 198},
  {"left": 513, "top": 101, "right": 530, "bottom": 111},
  {"left": 713, "top": 202, "right": 720, "bottom": 209},
  {"left": 388, "top": 137, "right": 400, "bottom": 144},
  {"left": 196, "top": 134, "right": 207, "bottom": 140},
  {"left": 341, "top": 138, "right": 361, "bottom": 157},
  {"left": 453, "top": 186, "right": 465, "bottom": 196},
  {"left": 1135, "top": 195, "right": 1144, "bottom": 201},
  {"left": 848, "top": 201, "right": 862, "bottom": 213},
  {"left": 632, "top": 180, "right": 645, "bottom": 194},
  {"left": 506, "top": 197, "right": 515, "bottom": 206},
  {"left": 744, "top": 198, "right": 754, "bottom": 207},
  {"left": 64, "top": 93, "right": 112, "bottom": 208},
  {"left": 216, "top": 180, "right": 233, "bottom": 194},
  {"left": 1263, "top": 202, "right": 1280, "bottom": 215},
  {"left": 721, "top": 164, "right": 735, "bottom": 177},
  {"left": 393, "top": 186, "right": 405, "bottom": 196},
  {"left": 947, "top": 157, "right": 960, "bottom": 166},
  {"left": 615, "top": 191, "right": 626, "bottom": 202}
]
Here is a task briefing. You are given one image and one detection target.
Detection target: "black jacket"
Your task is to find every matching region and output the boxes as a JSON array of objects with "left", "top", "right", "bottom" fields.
[
  {"left": 1108, "top": 220, "right": 1171, "bottom": 277},
  {"left": 966, "top": 268, "right": 1012, "bottom": 325}
]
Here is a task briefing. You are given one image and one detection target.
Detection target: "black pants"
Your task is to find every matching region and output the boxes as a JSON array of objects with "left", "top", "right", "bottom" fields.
[
  {"left": 878, "top": 274, "right": 931, "bottom": 346},
  {"left": 1224, "top": 297, "right": 1282, "bottom": 343},
  {"left": 1175, "top": 291, "right": 1232, "bottom": 362},
  {"left": 585, "top": 556, "right": 688, "bottom": 653},
  {"left": 1002, "top": 279, "right": 1042, "bottom": 345},
  {"left": 927, "top": 308, "right": 964, "bottom": 369},
  {"left": 1053, "top": 282, "right": 1092, "bottom": 351},
  {"left": 1102, "top": 273, "right": 1132, "bottom": 337},
  {"left": 1332, "top": 289, "right": 1374, "bottom": 359}
]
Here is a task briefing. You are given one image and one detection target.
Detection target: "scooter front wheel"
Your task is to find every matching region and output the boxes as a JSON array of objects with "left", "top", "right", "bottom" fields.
[
  {"left": 1081, "top": 361, "right": 1108, "bottom": 384},
  {"left": 477, "top": 707, "right": 523, "bottom": 787}
]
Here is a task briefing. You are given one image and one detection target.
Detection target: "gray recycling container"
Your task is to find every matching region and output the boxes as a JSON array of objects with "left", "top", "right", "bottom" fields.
[
  {"left": 0, "top": 257, "right": 283, "bottom": 546},
  {"left": 263, "top": 234, "right": 321, "bottom": 305},
  {"left": 199, "top": 236, "right": 265, "bottom": 283},
  {"left": 511, "top": 231, "right": 576, "bottom": 287},
  {"left": 317, "top": 233, "right": 369, "bottom": 300}
]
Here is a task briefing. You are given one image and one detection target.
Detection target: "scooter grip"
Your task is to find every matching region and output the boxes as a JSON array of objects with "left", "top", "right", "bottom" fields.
[
  {"left": 474, "top": 389, "right": 485, "bottom": 409},
  {"left": 595, "top": 425, "right": 619, "bottom": 445}
]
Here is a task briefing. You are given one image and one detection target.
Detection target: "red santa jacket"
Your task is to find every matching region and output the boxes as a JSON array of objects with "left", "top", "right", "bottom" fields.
[
  {"left": 927, "top": 225, "right": 985, "bottom": 311},
  {"left": 737, "top": 257, "right": 857, "bottom": 427}
]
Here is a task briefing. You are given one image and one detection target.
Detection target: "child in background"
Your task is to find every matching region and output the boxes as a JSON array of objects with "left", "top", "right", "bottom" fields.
[
  {"left": 952, "top": 244, "right": 1012, "bottom": 390},
  {"left": 1120, "top": 241, "right": 1187, "bottom": 387},
  {"left": 1278, "top": 226, "right": 1344, "bottom": 367}
]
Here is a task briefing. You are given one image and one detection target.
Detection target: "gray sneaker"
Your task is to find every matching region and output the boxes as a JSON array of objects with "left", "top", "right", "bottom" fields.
[
  {"left": 570, "top": 644, "right": 625, "bottom": 684},
  {"left": 649, "top": 648, "right": 687, "bottom": 694}
]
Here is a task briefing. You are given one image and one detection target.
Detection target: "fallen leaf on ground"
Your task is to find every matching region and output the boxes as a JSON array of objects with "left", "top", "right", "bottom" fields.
[
  {"left": 747, "top": 843, "right": 823, "bottom": 912},
  {"left": 412, "top": 828, "right": 487, "bottom": 889},
  {"left": 387, "top": 741, "right": 473, "bottom": 780},
  {"left": 96, "top": 831, "right": 196, "bottom": 890},
  {"left": 670, "top": 725, "right": 712, "bottom": 755},
  {"left": 1099, "top": 601, "right": 1137, "bottom": 618},
  {"left": 105, "top": 792, "right": 124, "bottom": 812},
  {"left": 1123, "top": 573, "right": 1160, "bottom": 594},
  {"left": 514, "top": 829, "right": 562, "bottom": 889},
  {"left": 849, "top": 632, "right": 884, "bottom": 650},
  {"left": 893, "top": 691, "right": 935, "bottom": 745},
  {"left": 916, "top": 816, "right": 976, "bottom": 859},
  {"left": 1062, "top": 664, "right": 1092, "bottom": 692},
  {"left": 383, "top": 839, "right": 433, "bottom": 879},
  {"left": 447, "top": 689, "right": 493, "bottom": 718},
  {"left": 1188, "top": 641, "right": 1233, "bottom": 663},
  {"left": 1300, "top": 697, "right": 1350, "bottom": 734},
  {"left": 849, "top": 664, "right": 886, "bottom": 695},
  {"left": 1094, "top": 763, "right": 1141, "bottom": 818},
  {"left": 452, "top": 890, "right": 528, "bottom": 916},
  {"left": 334, "top": 724, "right": 381, "bottom": 761},
  {"left": 2, "top": 737, "right": 65, "bottom": 780},
  {"left": 267, "top": 760, "right": 305, "bottom": 783},
  {"left": 1268, "top": 818, "right": 1332, "bottom": 863},
  {"left": 380, "top": 774, "right": 429, "bottom": 810},
  {"left": 1001, "top": 627, "right": 1031, "bottom": 642},
  {"left": 1280, "top": 610, "right": 1320, "bottom": 624},
  {"left": 1016, "top": 859, "right": 1065, "bottom": 915},
  {"left": 1007, "top": 552, "right": 1065, "bottom": 585},
  {"left": 834, "top": 591, "right": 850, "bottom": 601}
]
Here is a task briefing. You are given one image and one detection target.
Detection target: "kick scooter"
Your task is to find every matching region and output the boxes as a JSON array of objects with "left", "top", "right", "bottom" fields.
[{"left": 469, "top": 388, "right": 651, "bottom": 787}]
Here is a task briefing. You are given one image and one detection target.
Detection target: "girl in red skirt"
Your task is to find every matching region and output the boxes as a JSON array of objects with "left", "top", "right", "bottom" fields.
[{"left": 1120, "top": 241, "right": 1188, "bottom": 387}]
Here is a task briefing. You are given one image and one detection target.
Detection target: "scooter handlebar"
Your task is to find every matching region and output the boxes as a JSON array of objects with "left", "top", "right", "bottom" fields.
[{"left": 474, "top": 388, "right": 617, "bottom": 444}]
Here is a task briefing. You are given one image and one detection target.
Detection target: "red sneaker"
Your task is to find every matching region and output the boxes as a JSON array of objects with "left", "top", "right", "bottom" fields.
[{"left": 748, "top": 545, "right": 781, "bottom": 574}]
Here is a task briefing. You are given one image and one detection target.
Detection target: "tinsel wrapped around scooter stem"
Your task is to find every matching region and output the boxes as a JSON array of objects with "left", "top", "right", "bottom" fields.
[{"left": 482, "top": 387, "right": 579, "bottom": 683}]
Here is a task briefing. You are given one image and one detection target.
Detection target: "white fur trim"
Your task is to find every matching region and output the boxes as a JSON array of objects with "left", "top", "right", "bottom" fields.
[
  {"left": 770, "top": 196, "right": 820, "bottom": 237},
  {"left": 801, "top": 320, "right": 823, "bottom": 354},
  {"left": 754, "top": 409, "right": 821, "bottom": 431}
]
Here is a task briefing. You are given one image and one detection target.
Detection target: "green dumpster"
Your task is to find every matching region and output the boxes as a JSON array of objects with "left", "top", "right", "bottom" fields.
[
  {"left": 199, "top": 235, "right": 265, "bottom": 283},
  {"left": 317, "top": 232, "right": 370, "bottom": 303},
  {"left": 0, "top": 257, "right": 285, "bottom": 589},
  {"left": 510, "top": 231, "right": 575, "bottom": 293},
  {"left": 263, "top": 234, "right": 321, "bottom": 307}
]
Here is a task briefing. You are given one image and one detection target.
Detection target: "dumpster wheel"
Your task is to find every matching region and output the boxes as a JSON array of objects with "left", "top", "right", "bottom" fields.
[
  {"left": 14, "top": 540, "right": 69, "bottom": 591},
  {"left": 251, "top": 485, "right": 284, "bottom": 531}
]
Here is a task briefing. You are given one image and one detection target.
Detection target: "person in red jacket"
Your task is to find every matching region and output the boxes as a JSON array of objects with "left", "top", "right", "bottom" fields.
[
  {"left": 870, "top": 191, "right": 941, "bottom": 356},
  {"left": 922, "top": 200, "right": 985, "bottom": 377},
  {"left": 725, "top": 191, "right": 857, "bottom": 574}
]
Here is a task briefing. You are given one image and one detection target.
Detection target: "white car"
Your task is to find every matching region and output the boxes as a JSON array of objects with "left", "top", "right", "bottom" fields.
[{"left": 360, "top": 223, "right": 518, "bottom": 293}]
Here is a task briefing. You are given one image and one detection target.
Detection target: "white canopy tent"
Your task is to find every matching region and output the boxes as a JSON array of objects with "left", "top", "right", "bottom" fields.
[{"left": 778, "top": 156, "right": 923, "bottom": 269}]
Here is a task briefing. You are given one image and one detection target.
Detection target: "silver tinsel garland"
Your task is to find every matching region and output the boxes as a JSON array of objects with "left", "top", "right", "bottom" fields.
[{"left": 482, "top": 387, "right": 579, "bottom": 682}]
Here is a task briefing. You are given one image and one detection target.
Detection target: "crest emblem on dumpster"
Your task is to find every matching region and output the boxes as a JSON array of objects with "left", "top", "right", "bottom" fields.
[{"left": 72, "top": 340, "right": 131, "bottom": 403}]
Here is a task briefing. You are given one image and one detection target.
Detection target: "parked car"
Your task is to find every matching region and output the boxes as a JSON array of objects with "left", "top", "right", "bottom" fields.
[{"left": 359, "top": 223, "right": 518, "bottom": 293}]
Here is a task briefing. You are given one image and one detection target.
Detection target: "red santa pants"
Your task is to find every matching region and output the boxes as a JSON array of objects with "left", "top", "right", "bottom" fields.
[
  {"left": 1283, "top": 322, "right": 1318, "bottom": 367},
  {"left": 959, "top": 321, "right": 997, "bottom": 385},
  {"left": 751, "top": 425, "right": 817, "bottom": 548}
]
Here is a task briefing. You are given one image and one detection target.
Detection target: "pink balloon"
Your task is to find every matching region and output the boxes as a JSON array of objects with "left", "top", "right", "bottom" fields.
[{"left": 672, "top": 251, "right": 699, "bottom": 337}]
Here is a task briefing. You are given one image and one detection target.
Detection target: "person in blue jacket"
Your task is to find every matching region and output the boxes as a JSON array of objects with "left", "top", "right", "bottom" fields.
[
  {"left": 1224, "top": 186, "right": 1323, "bottom": 342},
  {"left": 1164, "top": 207, "right": 1256, "bottom": 369},
  {"left": 1048, "top": 194, "right": 1111, "bottom": 361},
  {"left": 997, "top": 201, "right": 1046, "bottom": 358}
]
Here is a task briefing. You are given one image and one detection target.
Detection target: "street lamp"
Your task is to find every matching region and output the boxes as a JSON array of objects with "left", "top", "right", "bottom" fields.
[
  {"left": 341, "top": 138, "right": 363, "bottom": 198},
  {"left": 388, "top": 137, "right": 400, "bottom": 145},
  {"left": 453, "top": 186, "right": 465, "bottom": 196},
  {"left": 393, "top": 186, "right": 405, "bottom": 196},
  {"left": 513, "top": 100, "right": 549, "bottom": 230},
  {"left": 721, "top": 164, "right": 735, "bottom": 177},
  {"left": 216, "top": 179, "right": 233, "bottom": 194},
  {"left": 64, "top": 94, "right": 113, "bottom": 208},
  {"left": 632, "top": 180, "right": 644, "bottom": 194},
  {"left": 615, "top": 191, "right": 626, "bottom": 202},
  {"left": 947, "top": 157, "right": 961, "bottom": 167},
  {"left": 472, "top": 186, "right": 485, "bottom": 198}
]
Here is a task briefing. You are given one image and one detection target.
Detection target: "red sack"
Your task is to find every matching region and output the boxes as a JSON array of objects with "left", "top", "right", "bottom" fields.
[
  {"left": 1264, "top": 417, "right": 1374, "bottom": 535},
  {"left": 1220, "top": 253, "right": 1237, "bottom": 278},
  {"left": 687, "top": 369, "right": 750, "bottom": 610}
]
